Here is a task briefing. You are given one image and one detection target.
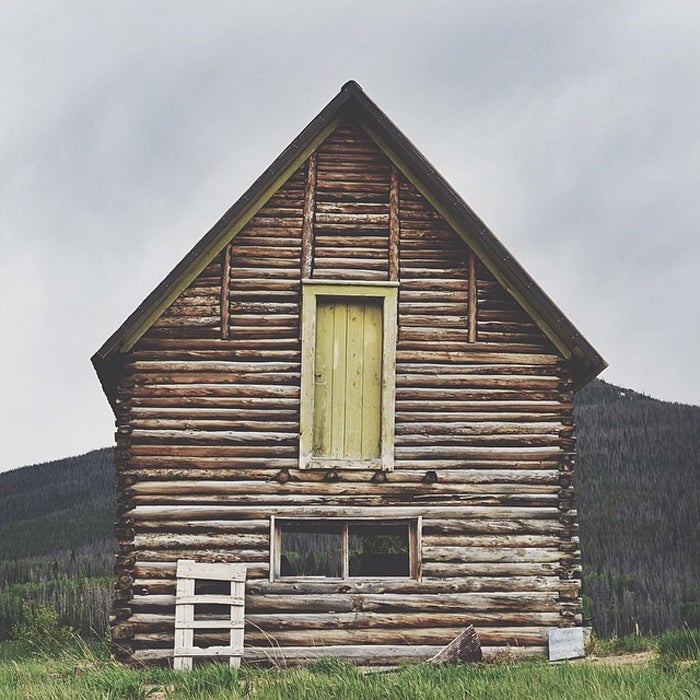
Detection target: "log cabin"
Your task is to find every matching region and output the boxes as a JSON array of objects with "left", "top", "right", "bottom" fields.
[{"left": 92, "top": 81, "right": 607, "bottom": 666}]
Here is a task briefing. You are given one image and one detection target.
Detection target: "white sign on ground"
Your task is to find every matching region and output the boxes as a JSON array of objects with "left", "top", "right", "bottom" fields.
[{"left": 548, "top": 627, "right": 585, "bottom": 661}]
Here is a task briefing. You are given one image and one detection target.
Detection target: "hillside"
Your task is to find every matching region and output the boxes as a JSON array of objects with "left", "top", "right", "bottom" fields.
[
  {"left": 0, "top": 378, "right": 698, "bottom": 638},
  {"left": 0, "top": 447, "right": 115, "bottom": 564},
  {"left": 0, "top": 449, "right": 115, "bottom": 637},
  {"left": 575, "top": 379, "right": 700, "bottom": 635}
]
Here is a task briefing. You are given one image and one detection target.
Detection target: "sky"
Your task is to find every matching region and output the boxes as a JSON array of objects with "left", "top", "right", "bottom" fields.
[{"left": 2, "top": 1, "right": 699, "bottom": 472}]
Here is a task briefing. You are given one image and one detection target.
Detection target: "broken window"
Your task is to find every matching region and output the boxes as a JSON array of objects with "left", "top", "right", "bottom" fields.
[{"left": 273, "top": 518, "right": 420, "bottom": 580}]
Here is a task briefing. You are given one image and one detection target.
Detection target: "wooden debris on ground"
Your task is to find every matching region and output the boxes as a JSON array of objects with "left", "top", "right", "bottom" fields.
[{"left": 428, "top": 624, "right": 482, "bottom": 664}]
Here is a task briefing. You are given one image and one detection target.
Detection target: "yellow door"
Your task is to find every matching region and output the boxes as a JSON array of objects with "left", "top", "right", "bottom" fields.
[{"left": 313, "top": 297, "right": 383, "bottom": 459}]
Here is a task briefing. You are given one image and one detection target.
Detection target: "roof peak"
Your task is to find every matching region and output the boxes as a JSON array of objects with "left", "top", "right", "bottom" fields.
[{"left": 341, "top": 80, "right": 363, "bottom": 93}]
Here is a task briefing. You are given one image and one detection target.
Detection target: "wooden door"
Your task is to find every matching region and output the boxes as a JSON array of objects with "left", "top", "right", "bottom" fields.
[{"left": 312, "top": 297, "right": 383, "bottom": 459}]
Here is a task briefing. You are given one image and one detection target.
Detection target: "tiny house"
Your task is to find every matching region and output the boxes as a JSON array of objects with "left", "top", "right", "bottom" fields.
[{"left": 92, "top": 81, "right": 606, "bottom": 666}]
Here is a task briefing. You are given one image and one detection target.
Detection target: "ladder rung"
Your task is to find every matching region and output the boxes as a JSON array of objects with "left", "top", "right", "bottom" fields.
[
  {"left": 176, "top": 595, "right": 244, "bottom": 605},
  {"left": 174, "top": 645, "right": 242, "bottom": 657},
  {"left": 176, "top": 620, "right": 244, "bottom": 630}
]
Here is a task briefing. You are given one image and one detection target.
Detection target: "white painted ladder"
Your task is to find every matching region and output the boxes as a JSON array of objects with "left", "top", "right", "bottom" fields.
[{"left": 173, "top": 560, "right": 246, "bottom": 669}]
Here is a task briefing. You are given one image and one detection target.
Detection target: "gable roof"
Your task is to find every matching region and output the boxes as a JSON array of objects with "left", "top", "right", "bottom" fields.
[{"left": 92, "top": 80, "right": 606, "bottom": 409}]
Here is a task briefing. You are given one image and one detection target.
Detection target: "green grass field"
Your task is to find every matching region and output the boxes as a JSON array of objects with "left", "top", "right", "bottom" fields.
[{"left": 0, "top": 638, "right": 698, "bottom": 700}]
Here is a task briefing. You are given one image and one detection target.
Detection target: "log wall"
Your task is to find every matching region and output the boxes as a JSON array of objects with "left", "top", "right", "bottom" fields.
[{"left": 112, "top": 121, "right": 581, "bottom": 666}]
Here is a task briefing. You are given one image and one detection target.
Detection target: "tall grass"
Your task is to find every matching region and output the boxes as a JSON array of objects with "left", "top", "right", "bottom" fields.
[
  {"left": 657, "top": 626, "right": 700, "bottom": 661},
  {"left": 0, "top": 576, "right": 112, "bottom": 640},
  {"left": 591, "top": 633, "right": 656, "bottom": 656},
  {"left": 1, "top": 647, "right": 699, "bottom": 700}
]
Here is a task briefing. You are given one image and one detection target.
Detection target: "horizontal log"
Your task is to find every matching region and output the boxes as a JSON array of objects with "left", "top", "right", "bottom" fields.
[
  {"left": 129, "top": 480, "right": 558, "bottom": 497},
  {"left": 315, "top": 201, "right": 389, "bottom": 214},
  {"left": 131, "top": 430, "right": 297, "bottom": 444},
  {"left": 131, "top": 591, "right": 558, "bottom": 614},
  {"left": 315, "top": 212, "right": 389, "bottom": 226},
  {"left": 130, "top": 419, "right": 296, "bottom": 431},
  {"left": 395, "top": 412, "right": 566, "bottom": 424},
  {"left": 129, "top": 445, "right": 298, "bottom": 457},
  {"left": 395, "top": 360, "right": 562, "bottom": 375},
  {"left": 395, "top": 350, "right": 560, "bottom": 364},
  {"left": 130, "top": 610, "right": 562, "bottom": 632},
  {"left": 399, "top": 341, "right": 556, "bottom": 354},
  {"left": 396, "top": 376, "right": 559, "bottom": 390},
  {"left": 128, "top": 645, "right": 434, "bottom": 665},
  {"left": 395, "top": 400, "right": 570, "bottom": 413},
  {"left": 395, "top": 422, "right": 565, "bottom": 436},
  {"left": 284, "top": 623, "right": 546, "bottom": 645},
  {"left": 128, "top": 644, "right": 548, "bottom": 665},
  {"left": 132, "top": 533, "right": 268, "bottom": 549},
  {"left": 122, "top": 467, "right": 558, "bottom": 485},
  {"left": 132, "top": 575, "right": 565, "bottom": 598},
  {"left": 394, "top": 459, "right": 562, "bottom": 470},
  {"left": 125, "top": 397, "right": 299, "bottom": 421},
  {"left": 123, "top": 458, "right": 299, "bottom": 471},
  {"left": 132, "top": 549, "right": 267, "bottom": 563},
  {"left": 395, "top": 389, "right": 561, "bottom": 402},
  {"left": 312, "top": 269, "right": 388, "bottom": 280},
  {"left": 134, "top": 520, "right": 270, "bottom": 534},
  {"left": 126, "top": 361, "right": 299, "bottom": 373},
  {"left": 423, "top": 535, "right": 561, "bottom": 548},
  {"left": 133, "top": 584, "right": 563, "bottom": 611},
  {"left": 130, "top": 505, "right": 562, "bottom": 521},
  {"left": 129, "top": 406, "right": 298, "bottom": 419},
  {"left": 137, "top": 626, "right": 550, "bottom": 647},
  {"left": 134, "top": 575, "right": 563, "bottom": 596},
  {"left": 152, "top": 317, "right": 219, "bottom": 329},
  {"left": 422, "top": 562, "right": 558, "bottom": 577},
  {"left": 127, "top": 371, "right": 299, "bottom": 385},
  {"left": 394, "top": 447, "right": 563, "bottom": 460},
  {"left": 130, "top": 384, "right": 299, "bottom": 398},
  {"left": 131, "top": 566, "right": 268, "bottom": 583},
  {"left": 130, "top": 493, "right": 558, "bottom": 508},
  {"left": 395, "top": 435, "right": 561, "bottom": 448},
  {"left": 422, "top": 546, "right": 561, "bottom": 564}
]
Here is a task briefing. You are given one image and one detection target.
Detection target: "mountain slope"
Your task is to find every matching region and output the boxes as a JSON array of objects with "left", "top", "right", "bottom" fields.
[
  {"left": 575, "top": 379, "right": 700, "bottom": 634},
  {"left": 0, "top": 447, "right": 115, "bottom": 562}
]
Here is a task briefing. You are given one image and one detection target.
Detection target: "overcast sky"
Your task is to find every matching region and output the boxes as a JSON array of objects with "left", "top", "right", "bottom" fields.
[{"left": 2, "top": 1, "right": 698, "bottom": 472}]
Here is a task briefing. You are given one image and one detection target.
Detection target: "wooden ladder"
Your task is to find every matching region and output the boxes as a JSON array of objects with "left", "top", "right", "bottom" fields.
[{"left": 173, "top": 560, "right": 246, "bottom": 669}]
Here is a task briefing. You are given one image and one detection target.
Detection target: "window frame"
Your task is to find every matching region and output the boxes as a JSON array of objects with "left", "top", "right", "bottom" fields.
[
  {"left": 299, "top": 280, "right": 398, "bottom": 471},
  {"left": 269, "top": 516, "right": 422, "bottom": 582}
]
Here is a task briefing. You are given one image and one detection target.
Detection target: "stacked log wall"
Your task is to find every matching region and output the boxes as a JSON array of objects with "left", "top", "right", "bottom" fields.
[{"left": 111, "top": 121, "right": 581, "bottom": 666}]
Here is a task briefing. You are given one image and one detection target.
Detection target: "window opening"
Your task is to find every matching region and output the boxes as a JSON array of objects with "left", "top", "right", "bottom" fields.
[
  {"left": 348, "top": 522, "right": 409, "bottom": 577},
  {"left": 279, "top": 521, "right": 342, "bottom": 577},
  {"left": 273, "top": 518, "right": 419, "bottom": 580}
]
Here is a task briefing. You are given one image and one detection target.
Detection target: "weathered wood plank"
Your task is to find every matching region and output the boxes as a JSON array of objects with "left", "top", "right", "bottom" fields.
[{"left": 301, "top": 152, "right": 317, "bottom": 278}]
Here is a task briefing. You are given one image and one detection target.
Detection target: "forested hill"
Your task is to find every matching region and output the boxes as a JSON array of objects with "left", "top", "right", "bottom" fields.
[
  {"left": 0, "top": 448, "right": 115, "bottom": 565},
  {"left": 575, "top": 379, "right": 700, "bottom": 635},
  {"left": 0, "top": 379, "right": 698, "bottom": 637}
]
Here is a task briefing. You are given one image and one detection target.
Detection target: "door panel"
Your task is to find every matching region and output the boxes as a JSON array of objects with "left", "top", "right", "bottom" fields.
[{"left": 313, "top": 298, "right": 383, "bottom": 459}]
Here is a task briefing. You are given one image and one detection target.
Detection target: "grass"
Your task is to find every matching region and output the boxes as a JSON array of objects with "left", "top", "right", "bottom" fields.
[
  {"left": 657, "top": 626, "right": 700, "bottom": 660},
  {"left": 0, "top": 640, "right": 699, "bottom": 700},
  {"left": 590, "top": 633, "right": 657, "bottom": 656}
]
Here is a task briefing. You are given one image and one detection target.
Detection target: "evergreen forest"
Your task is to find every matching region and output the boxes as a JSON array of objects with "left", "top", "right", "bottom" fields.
[
  {"left": 0, "top": 379, "right": 697, "bottom": 640},
  {"left": 575, "top": 380, "right": 699, "bottom": 635}
]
